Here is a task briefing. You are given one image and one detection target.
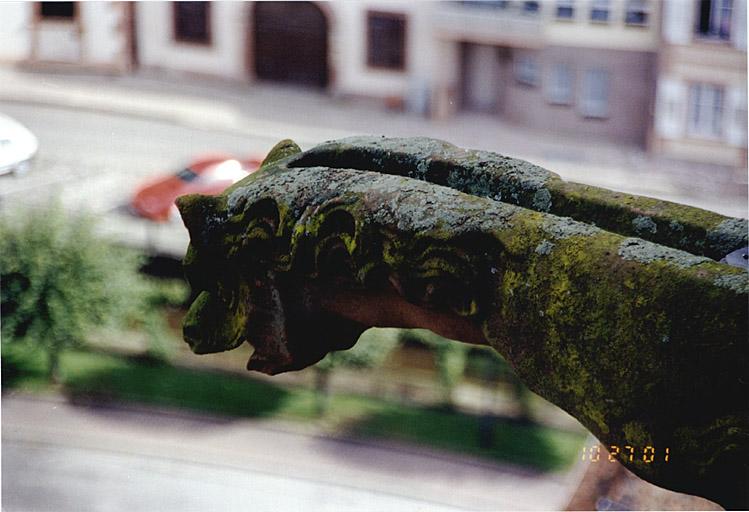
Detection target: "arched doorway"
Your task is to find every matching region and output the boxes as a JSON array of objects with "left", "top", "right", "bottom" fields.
[{"left": 253, "top": 2, "right": 329, "bottom": 89}]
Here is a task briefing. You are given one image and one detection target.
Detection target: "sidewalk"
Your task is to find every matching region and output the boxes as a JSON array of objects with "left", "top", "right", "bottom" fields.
[
  {"left": 1, "top": 66, "right": 746, "bottom": 218},
  {"left": 2, "top": 393, "right": 584, "bottom": 511}
]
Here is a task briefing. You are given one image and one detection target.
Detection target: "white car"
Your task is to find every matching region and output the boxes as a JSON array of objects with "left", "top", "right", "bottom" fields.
[{"left": 0, "top": 113, "right": 38, "bottom": 176}]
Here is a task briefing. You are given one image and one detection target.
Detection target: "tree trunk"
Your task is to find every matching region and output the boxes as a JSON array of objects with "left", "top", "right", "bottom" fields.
[
  {"left": 47, "top": 346, "right": 61, "bottom": 384},
  {"left": 314, "top": 367, "right": 331, "bottom": 415},
  {"left": 512, "top": 377, "right": 532, "bottom": 424}
]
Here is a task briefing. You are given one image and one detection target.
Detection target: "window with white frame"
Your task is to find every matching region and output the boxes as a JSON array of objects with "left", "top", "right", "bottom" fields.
[
  {"left": 695, "top": 0, "right": 733, "bottom": 41},
  {"left": 688, "top": 83, "right": 724, "bottom": 137},
  {"left": 590, "top": 0, "right": 610, "bottom": 22},
  {"left": 548, "top": 63, "right": 574, "bottom": 104},
  {"left": 580, "top": 68, "right": 610, "bottom": 118},
  {"left": 625, "top": 0, "right": 650, "bottom": 26},
  {"left": 556, "top": 0, "right": 575, "bottom": 19},
  {"left": 514, "top": 54, "right": 539, "bottom": 86}
]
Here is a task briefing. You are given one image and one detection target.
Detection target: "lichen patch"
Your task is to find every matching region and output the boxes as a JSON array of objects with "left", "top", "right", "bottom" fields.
[{"left": 617, "top": 238, "right": 711, "bottom": 268}]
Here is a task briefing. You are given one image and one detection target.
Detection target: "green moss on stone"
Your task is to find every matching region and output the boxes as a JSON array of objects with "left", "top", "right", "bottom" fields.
[{"left": 178, "top": 137, "right": 749, "bottom": 509}]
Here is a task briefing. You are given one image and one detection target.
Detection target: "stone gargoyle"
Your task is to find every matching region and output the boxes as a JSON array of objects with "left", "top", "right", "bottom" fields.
[{"left": 176, "top": 137, "right": 748, "bottom": 509}]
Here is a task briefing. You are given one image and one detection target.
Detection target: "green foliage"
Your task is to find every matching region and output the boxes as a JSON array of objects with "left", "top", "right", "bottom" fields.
[
  {"left": 312, "top": 328, "right": 400, "bottom": 414},
  {"left": 397, "top": 332, "right": 535, "bottom": 418},
  {"left": 142, "top": 277, "right": 190, "bottom": 308},
  {"left": 0, "top": 206, "right": 180, "bottom": 376},
  {"left": 398, "top": 329, "right": 469, "bottom": 407},
  {"left": 1, "top": 207, "right": 132, "bottom": 353},
  {"left": 2, "top": 343, "right": 304, "bottom": 418},
  {"left": 316, "top": 327, "right": 400, "bottom": 372},
  {"left": 133, "top": 277, "right": 189, "bottom": 362},
  {"left": 465, "top": 345, "right": 511, "bottom": 381},
  {"left": 3, "top": 344, "right": 585, "bottom": 472},
  {"left": 352, "top": 406, "right": 583, "bottom": 472},
  {"left": 465, "top": 345, "right": 534, "bottom": 421}
]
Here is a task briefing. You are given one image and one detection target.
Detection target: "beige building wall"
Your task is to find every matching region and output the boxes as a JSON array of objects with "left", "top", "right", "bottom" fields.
[
  {"left": 0, "top": 2, "right": 131, "bottom": 72},
  {"left": 543, "top": 0, "right": 660, "bottom": 51},
  {"left": 0, "top": 2, "right": 33, "bottom": 64},
  {"left": 2, "top": 1, "right": 742, "bottom": 167},
  {"left": 431, "top": 1, "right": 658, "bottom": 145},
  {"left": 132, "top": 1, "right": 434, "bottom": 108},
  {"left": 653, "top": 0, "right": 747, "bottom": 167},
  {"left": 136, "top": 2, "right": 246, "bottom": 80},
  {"left": 501, "top": 47, "right": 655, "bottom": 145},
  {"left": 79, "top": 2, "right": 130, "bottom": 69},
  {"left": 330, "top": 1, "right": 434, "bottom": 104}
]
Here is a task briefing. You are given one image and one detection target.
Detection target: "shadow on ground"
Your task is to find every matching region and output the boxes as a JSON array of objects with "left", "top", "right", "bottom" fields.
[
  {"left": 2, "top": 344, "right": 584, "bottom": 473},
  {"left": 62, "top": 363, "right": 296, "bottom": 420},
  {"left": 337, "top": 405, "right": 581, "bottom": 473},
  {"left": 2, "top": 345, "right": 297, "bottom": 420}
]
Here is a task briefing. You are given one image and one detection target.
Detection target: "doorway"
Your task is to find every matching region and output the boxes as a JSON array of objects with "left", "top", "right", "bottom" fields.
[{"left": 253, "top": 2, "right": 329, "bottom": 88}]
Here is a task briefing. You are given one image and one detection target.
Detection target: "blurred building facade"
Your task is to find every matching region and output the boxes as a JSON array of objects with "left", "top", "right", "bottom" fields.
[
  {"left": 0, "top": 2, "right": 134, "bottom": 72},
  {"left": 0, "top": 1, "right": 745, "bottom": 166},
  {"left": 652, "top": 0, "right": 747, "bottom": 166},
  {"left": 429, "top": 1, "right": 660, "bottom": 146}
]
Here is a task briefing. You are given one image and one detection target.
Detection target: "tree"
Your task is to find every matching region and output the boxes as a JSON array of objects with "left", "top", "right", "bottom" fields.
[
  {"left": 397, "top": 330, "right": 533, "bottom": 418},
  {"left": 468, "top": 345, "right": 533, "bottom": 422},
  {"left": 398, "top": 329, "right": 469, "bottom": 409},
  {"left": 0, "top": 206, "right": 168, "bottom": 382},
  {"left": 313, "top": 327, "right": 400, "bottom": 414}
]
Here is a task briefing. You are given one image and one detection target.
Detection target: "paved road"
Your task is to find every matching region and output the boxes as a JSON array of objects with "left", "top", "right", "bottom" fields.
[
  {"left": 2, "top": 67, "right": 745, "bottom": 220},
  {"left": 1, "top": 95, "right": 746, "bottom": 259},
  {"left": 2, "top": 395, "right": 581, "bottom": 511},
  {"left": 0, "top": 102, "right": 283, "bottom": 256}
]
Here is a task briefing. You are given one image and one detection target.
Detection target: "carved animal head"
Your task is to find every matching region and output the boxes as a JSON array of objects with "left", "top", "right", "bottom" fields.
[
  {"left": 178, "top": 137, "right": 749, "bottom": 509},
  {"left": 176, "top": 139, "right": 501, "bottom": 373},
  {"left": 176, "top": 140, "right": 366, "bottom": 373}
]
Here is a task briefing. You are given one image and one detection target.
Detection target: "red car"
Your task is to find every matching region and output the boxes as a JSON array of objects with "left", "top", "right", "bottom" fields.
[{"left": 131, "top": 154, "right": 262, "bottom": 222}]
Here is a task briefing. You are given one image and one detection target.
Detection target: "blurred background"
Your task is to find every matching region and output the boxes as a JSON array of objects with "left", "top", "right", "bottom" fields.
[{"left": 0, "top": 1, "right": 745, "bottom": 511}]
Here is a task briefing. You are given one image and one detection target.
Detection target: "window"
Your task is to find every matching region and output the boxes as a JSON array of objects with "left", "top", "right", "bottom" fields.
[
  {"left": 580, "top": 69, "right": 610, "bottom": 118},
  {"left": 176, "top": 168, "right": 199, "bottom": 182},
  {"left": 548, "top": 64, "right": 574, "bottom": 104},
  {"left": 523, "top": 1, "right": 540, "bottom": 14},
  {"left": 688, "top": 83, "right": 724, "bottom": 137},
  {"left": 695, "top": 0, "right": 732, "bottom": 41},
  {"left": 367, "top": 12, "right": 407, "bottom": 70},
  {"left": 625, "top": 0, "right": 650, "bottom": 26},
  {"left": 556, "top": 0, "right": 575, "bottom": 19},
  {"left": 39, "top": 2, "right": 75, "bottom": 19},
  {"left": 514, "top": 54, "right": 539, "bottom": 86},
  {"left": 590, "top": 0, "right": 610, "bottom": 23},
  {"left": 173, "top": 2, "right": 211, "bottom": 45}
]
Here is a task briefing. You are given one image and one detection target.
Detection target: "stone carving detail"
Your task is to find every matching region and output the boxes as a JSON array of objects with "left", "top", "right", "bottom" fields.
[{"left": 178, "top": 137, "right": 748, "bottom": 509}]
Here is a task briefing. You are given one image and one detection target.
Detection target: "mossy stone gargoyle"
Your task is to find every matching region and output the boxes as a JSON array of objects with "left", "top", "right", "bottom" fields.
[{"left": 177, "top": 137, "right": 748, "bottom": 509}]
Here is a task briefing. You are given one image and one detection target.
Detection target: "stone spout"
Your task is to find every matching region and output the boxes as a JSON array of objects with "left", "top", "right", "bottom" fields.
[{"left": 177, "top": 137, "right": 748, "bottom": 509}]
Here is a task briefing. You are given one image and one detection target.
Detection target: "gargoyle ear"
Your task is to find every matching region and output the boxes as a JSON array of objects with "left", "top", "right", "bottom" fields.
[
  {"left": 260, "top": 139, "right": 302, "bottom": 169},
  {"left": 176, "top": 194, "right": 225, "bottom": 245}
]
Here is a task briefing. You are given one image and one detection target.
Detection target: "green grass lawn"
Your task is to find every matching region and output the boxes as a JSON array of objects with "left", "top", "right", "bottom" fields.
[{"left": 2, "top": 343, "right": 585, "bottom": 472}]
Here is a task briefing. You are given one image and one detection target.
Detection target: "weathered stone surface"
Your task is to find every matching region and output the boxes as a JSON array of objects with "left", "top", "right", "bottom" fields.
[
  {"left": 291, "top": 136, "right": 748, "bottom": 260},
  {"left": 178, "top": 137, "right": 748, "bottom": 509}
]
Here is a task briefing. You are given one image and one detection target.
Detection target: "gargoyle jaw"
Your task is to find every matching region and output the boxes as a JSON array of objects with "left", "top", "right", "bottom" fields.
[{"left": 182, "top": 290, "right": 246, "bottom": 355}]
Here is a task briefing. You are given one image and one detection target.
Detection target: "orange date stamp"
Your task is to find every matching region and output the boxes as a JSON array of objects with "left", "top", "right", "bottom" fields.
[{"left": 581, "top": 445, "right": 670, "bottom": 463}]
